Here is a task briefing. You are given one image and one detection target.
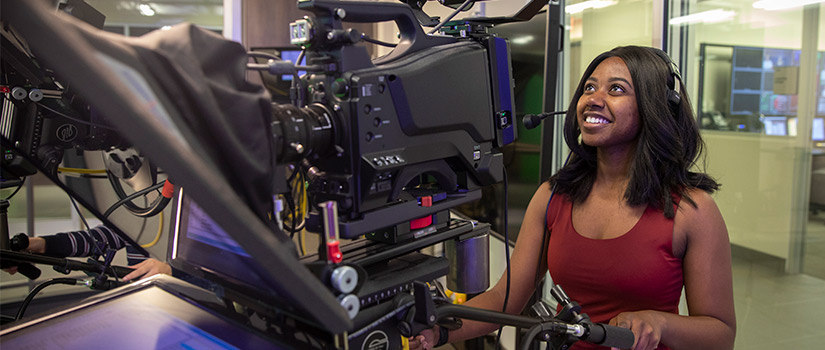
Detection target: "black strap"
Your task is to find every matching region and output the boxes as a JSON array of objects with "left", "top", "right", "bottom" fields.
[{"left": 435, "top": 325, "right": 450, "bottom": 347}]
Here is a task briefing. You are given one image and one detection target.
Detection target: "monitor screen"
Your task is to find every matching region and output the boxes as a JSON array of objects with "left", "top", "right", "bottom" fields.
[
  {"left": 0, "top": 281, "right": 282, "bottom": 349},
  {"left": 763, "top": 116, "right": 788, "bottom": 136},
  {"left": 277, "top": 49, "right": 306, "bottom": 81},
  {"left": 250, "top": 47, "right": 306, "bottom": 103},
  {"left": 813, "top": 117, "right": 825, "bottom": 141},
  {"left": 170, "top": 189, "right": 270, "bottom": 295}
]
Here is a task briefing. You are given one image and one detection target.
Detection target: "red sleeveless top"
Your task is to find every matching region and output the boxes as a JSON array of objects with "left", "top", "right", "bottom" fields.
[{"left": 546, "top": 194, "right": 683, "bottom": 350}]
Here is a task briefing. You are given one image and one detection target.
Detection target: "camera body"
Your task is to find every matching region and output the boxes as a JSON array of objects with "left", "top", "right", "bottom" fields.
[{"left": 273, "top": 0, "right": 516, "bottom": 237}]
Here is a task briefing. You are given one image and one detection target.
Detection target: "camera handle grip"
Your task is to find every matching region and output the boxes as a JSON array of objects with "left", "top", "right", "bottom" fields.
[{"left": 298, "top": 0, "right": 456, "bottom": 63}]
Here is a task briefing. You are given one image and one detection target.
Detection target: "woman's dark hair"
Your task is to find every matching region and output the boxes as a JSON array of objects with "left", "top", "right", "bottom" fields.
[{"left": 549, "top": 45, "right": 719, "bottom": 218}]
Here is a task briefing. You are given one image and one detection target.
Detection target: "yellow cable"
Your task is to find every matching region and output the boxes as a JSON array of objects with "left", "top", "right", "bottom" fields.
[
  {"left": 140, "top": 211, "right": 164, "bottom": 248},
  {"left": 57, "top": 167, "right": 106, "bottom": 174},
  {"left": 298, "top": 173, "right": 308, "bottom": 256}
]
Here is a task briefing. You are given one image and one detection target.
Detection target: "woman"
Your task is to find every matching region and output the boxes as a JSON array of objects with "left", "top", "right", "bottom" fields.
[{"left": 411, "top": 46, "right": 735, "bottom": 350}]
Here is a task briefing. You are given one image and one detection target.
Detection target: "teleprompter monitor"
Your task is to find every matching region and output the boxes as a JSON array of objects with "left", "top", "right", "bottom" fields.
[
  {"left": 0, "top": 275, "right": 285, "bottom": 349},
  {"left": 167, "top": 188, "right": 300, "bottom": 315},
  {"left": 2, "top": 0, "right": 350, "bottom": 332}
]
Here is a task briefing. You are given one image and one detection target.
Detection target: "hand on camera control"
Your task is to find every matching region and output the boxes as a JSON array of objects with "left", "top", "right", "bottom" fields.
[
  {"left": 408, "top": 326, "right": 440, "bottom": 350},
  {"left": 608, "top": 310, "right": 666, "bottom": 350}
]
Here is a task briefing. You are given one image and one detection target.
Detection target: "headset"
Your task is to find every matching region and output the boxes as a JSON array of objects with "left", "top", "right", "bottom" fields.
[{"left": 651, "top": 48, "right": 683, "bottom": 113}]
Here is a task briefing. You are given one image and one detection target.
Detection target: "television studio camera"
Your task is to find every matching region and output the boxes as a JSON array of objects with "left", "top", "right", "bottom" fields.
[{"left": 0, "top": 1, "right": 633, "bottom": 349}]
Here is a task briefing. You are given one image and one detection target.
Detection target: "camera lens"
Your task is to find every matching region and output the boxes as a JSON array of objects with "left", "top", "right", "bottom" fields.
[{"left": 270, "top": 103, "right": 337, "bottom": 164}]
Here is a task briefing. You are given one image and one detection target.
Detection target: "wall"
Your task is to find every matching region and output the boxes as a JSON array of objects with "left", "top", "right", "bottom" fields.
[
  {"left": 704, "top": 132, "right": 800, "bottom": 258},
  {"left": 578, "top": 1, "right": 656, "bottom": 68}
]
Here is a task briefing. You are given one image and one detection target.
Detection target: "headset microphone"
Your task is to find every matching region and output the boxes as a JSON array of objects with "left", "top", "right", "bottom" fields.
[{"left": 522, "top": 110, "right": 568, "bottom": 130}]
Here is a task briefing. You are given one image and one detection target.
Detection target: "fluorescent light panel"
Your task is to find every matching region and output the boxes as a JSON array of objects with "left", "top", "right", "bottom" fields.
[
  {"left": 669, "top": 9, "right": 736, "bottom": 25},
  {"left": 565, "top": 0, "right": 617, "bottom": 14},
  {"left": 753, "top": 0, "right": 825, "bottom": 11}
]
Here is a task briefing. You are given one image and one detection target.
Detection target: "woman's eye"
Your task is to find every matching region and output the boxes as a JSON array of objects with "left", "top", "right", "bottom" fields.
[
  {"left": 584, "top": 84, "right": 595, "bottom": 92},
  {"left": 610, "top": 84, "right": 626, "bottom": 93}
]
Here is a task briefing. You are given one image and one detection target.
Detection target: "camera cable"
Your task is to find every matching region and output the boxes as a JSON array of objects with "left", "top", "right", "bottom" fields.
[
  {"left": 2, "top": 178, "right": 25, "bottom": 200},
  {"left": 361, "top": 34, "right": 397, "bottom": 48},
  {"left": 102, "top": 181, "right": 165, "bottom": 218},
  {"left": 15, "top": 278, "right": 79, "bottom": 320},
  {"left": 428, "top": 0, "right": 475, "bottom": 34}
]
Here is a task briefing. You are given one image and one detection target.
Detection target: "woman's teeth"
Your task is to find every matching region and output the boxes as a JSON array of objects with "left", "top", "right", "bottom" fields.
[{"left": 585, "top": 116, "right": 609, "bottom": 124}]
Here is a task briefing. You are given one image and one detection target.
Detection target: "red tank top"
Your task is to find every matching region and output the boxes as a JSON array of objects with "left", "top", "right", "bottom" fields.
[{"left": 546, "top": 194, "right": 683, "bottom": 350}]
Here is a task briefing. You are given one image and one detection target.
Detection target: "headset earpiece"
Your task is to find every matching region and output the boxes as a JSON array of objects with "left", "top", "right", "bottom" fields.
[{"left": 653, "top": 49, "right": 682, "bottom": 113}]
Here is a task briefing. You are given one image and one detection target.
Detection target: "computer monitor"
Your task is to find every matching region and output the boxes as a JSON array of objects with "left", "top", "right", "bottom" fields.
[
  {"left": 813, "top": 117, "right": 825, "bottom": 141},
  {"left": 763, "top": 116, "right": 788, "bottom": 136},
  {"left": 3, "top": 0, "right": 349, "bottom": 333}
]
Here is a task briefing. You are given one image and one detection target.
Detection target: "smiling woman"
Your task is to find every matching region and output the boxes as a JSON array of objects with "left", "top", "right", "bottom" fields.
[
  {"left": 576, "top": 56, "right": 640, "bottom": 151},
  {"left": 410, "top": 46, "right": 736, "bottom": 350}
]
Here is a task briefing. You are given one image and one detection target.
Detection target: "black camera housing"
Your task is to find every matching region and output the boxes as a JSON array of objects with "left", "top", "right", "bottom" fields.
[{"left": 283, "top": 0, "right": 516, "bottom": 237}]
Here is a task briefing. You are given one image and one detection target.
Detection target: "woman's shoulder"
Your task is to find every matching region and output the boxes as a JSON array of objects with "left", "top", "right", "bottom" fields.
[
  {"left": 675, "top": 187, "right": 724, "bottom": 232},
  {"left": 525, "top": 182, "right": 557, "bottom": 216},
  {"left": 530, "top": 181, "right": 555, "bottom": 206},
  {"left": 678, "top": 187, "right": 717, "bottom": 212}
]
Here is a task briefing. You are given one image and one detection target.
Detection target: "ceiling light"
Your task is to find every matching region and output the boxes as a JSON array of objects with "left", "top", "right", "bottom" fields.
[
  {"left": 753, "top": 0, "right": 825, "bottom": 11},
  {"left": 565, "top": 0, "right": 618, "bottom": 15},
  {"left": 139, "top": 3, "right": 155, "bottom": 17},
  {"left": 669, "top": 9, "right": 736, "bottom": 26}
]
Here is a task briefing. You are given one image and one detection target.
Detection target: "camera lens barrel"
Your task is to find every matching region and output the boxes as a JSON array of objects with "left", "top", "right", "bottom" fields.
[{"left": 270, "top": 103, "right": 336, "bottom": 164}]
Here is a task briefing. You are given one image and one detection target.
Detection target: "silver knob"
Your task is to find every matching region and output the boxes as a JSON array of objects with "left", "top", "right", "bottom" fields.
[
  {"left": 338, "top": 294, "right": 360, "bottom": 319},
  {"left": 330, "top": 265, "right": 358, "bottom": 294}
]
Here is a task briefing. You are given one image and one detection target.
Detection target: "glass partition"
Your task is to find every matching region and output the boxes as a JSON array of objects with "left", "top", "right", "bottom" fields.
[{"left": 671, "top": 1, "right": 825, "bottom": 349}]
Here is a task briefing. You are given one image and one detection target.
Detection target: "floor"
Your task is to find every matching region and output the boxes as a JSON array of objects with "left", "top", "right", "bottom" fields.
[
  {"left": 732, "top": 246, "right": 825, "bottom": 349},
  {"left": 803, "top": 209, "right": 825, "bottom": 280},
  {"left": 733, "top": 211, "right": 825, "bottom": 350}
]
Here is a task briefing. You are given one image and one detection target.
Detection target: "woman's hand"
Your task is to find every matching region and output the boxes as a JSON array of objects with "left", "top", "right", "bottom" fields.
[
  {"left": 408, "top": 326, "right": 439, "bottom": 350},
  {"left": 3, "top": 237, "right": 46, "bottom": 275},
  {"left": 25, "top": 237, "right": 46, "bottom": 254},
  {"left": 609, "top": 310, "right": 667, "bottom": 350},
  {"left": 123, "top": 258, "right": 171, "bottom": 281}
]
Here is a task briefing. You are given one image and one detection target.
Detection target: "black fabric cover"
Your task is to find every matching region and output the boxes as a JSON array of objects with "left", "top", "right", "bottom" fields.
[{"left": 117, "top": 25, "right": 276, "bottom": 224}]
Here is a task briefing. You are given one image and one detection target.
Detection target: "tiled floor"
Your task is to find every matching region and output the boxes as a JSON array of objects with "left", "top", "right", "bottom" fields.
[
  {"left": 732, "top": 246, "right": 825, "bottom": 349},
  {"left": 731, "top": 213, "right": 825, "bottom": 349}
]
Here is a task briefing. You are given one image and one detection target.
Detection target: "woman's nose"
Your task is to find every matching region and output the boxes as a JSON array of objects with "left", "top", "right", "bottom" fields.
[{"left": 584, "top": 91, "right": 605, "bottom": 108}]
